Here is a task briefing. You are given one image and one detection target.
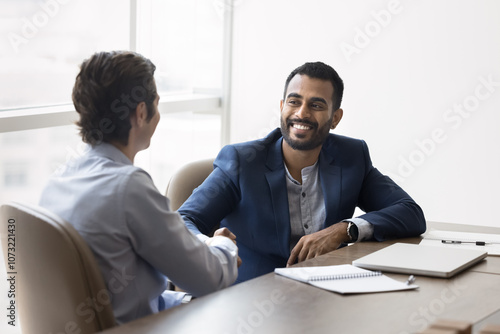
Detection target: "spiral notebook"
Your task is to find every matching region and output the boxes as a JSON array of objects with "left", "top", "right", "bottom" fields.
[{"left": 274, "top": 264, "right": 418, "bottom": 294}]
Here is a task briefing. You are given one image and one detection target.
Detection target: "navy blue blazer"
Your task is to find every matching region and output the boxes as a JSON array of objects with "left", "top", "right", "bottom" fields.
[{"left": 180, "top": 128, "right": 426, "bottom": 283}]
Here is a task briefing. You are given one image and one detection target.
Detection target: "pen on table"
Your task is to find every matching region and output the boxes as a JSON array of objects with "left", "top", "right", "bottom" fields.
[
  {"left": 441, "top": 240, "right": 487, "bottom": 246},
  {"left": 405, "top": 275, "right": 415, "bottom": 285}
]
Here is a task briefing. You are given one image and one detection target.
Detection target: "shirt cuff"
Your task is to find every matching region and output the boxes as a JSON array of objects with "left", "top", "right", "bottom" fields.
[
  {"left": 204, "top": 236, "right": 239, "bottom": 283},
  {"left": 195, "top": 233, "right": 209, "bottom": 243},
  {"left": 207, "top": 236, "right": 238, "bottom": 255},
  {"left": 343, "top": 218, "right": 374, "bottom": 242}
]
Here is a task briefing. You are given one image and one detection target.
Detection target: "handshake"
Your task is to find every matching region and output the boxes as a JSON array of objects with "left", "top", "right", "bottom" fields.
[{"left": 206, "top": 227, "right": 242, "bottom": 267}]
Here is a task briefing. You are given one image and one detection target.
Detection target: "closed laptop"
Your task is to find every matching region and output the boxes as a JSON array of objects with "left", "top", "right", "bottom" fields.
[{"left": 352, "top": 243, "right": 487, "bottom": 278}]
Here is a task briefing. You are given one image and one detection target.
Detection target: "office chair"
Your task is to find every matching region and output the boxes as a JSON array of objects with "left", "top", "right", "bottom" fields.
[
  {"left": 165, "top": 158, "right": 215, "bottom": 211},
  {"left": 164, "top": 158, "right": 216, "bottom": 291},
  {"left": 0, "top": 202, "right": 116, "bottom": 334}
]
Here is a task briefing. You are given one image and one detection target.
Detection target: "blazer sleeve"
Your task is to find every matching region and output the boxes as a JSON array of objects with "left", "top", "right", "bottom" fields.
[
  {"left": 179, "top": 145, "right": 242, "bottom": 235},
  {"left": 356, "top": 140, "right": 426, "bottom": 240}
]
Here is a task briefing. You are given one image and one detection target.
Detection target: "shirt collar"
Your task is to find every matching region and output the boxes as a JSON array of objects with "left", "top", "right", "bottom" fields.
[
  {"left": 283, "top": 160, "right": 319, "bottom": 185},
  {"left": 90, "top": 142, "right": 133, "bottom": 165}
]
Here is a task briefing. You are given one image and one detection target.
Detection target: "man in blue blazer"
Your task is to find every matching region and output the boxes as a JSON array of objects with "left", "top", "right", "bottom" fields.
[{"left": 180, "top": 62, "right": 426, "bottom": 283}]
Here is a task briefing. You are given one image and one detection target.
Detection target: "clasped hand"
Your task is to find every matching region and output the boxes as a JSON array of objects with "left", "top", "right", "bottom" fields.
[{"left": 207, "top": 227, "right": 242, "bottom": 267}]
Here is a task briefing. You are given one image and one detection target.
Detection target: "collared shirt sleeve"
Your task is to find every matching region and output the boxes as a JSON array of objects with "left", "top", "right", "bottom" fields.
[
  {"left": 342, "top": 218, "right": 374, "bottom": 242},
  {"left": 122, "top": 170, "right": 238, "bottom": 297}
]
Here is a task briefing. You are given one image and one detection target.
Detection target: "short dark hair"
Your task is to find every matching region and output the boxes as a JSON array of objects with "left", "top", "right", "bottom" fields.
[
  {"left": 283, "top": 62, "right": 344, "bottom": 111},
  {"left": 72, "top": 51, "right": 157, "bottom": 146}
]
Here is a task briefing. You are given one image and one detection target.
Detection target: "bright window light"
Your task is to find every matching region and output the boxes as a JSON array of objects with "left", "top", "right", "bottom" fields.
[
  {"left": 0, "top": 0, "right": 225, "bottom": 206},
  {"left": 0, "top": 0, "right": 130, "bottom": 109}
]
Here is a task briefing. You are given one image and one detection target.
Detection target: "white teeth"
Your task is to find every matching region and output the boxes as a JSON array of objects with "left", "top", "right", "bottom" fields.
[{"left": 293, "top": 124, "right": 310, "bottom": 130}]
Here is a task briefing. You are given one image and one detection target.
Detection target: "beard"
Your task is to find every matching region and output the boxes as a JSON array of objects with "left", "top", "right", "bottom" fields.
[{"left": 280, "top": 116, "right": 333, "bottom": 151}]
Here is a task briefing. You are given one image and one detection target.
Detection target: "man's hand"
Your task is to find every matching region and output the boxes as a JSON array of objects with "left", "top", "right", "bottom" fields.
[
  {"left": 207, "top": 227, "right": 242, "bottom": 267},
  {"left": 213, "top": 227, "right": 237, "bottom": 242},
  {"left": 287, "top": 222, "right": 350, "bottom": 267}
]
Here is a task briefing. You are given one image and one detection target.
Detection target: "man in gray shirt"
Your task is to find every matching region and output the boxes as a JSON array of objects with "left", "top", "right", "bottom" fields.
[{"left": 39, "top": 51, "right": 239, "bottom": 324}]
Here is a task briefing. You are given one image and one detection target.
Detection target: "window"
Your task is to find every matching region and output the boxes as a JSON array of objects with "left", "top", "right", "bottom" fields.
[
  {"left": 0, "top": 0, "right": 130, "bottom": 109},
  {"left": 3, "top": 162, "right": 29, "bottom": 187},
  {"left": 0, "top": 125, "right": 81, "bottom": 205},
  {"left": 0, "top": 0, "right": 229, "bottom": 205},
  {"left": 141, "top": 0, "right": 224, "bottom": 95},
  {"left": 135, "top": 112, "right": 221, "bottom": 192}
]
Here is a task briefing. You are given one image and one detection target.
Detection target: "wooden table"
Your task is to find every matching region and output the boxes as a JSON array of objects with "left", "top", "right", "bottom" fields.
[{"left": 99, "top": 222, "right": 500, "bottom": 334}]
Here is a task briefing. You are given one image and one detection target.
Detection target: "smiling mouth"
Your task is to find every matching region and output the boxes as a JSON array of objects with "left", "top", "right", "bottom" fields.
[
  {"left": 292, "top": 123, "right": 311, "bottom": 130},
  {"left": 288, "top": 119, "right": 316, "bottom": 132}
]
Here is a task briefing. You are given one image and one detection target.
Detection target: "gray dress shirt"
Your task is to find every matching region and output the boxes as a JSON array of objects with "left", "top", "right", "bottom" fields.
[
  {"left": 284, "top": 161, "right": 374, "bottom": 249},
  {"left": 39, "top": 143, "right": 238, "bottom": 324}
]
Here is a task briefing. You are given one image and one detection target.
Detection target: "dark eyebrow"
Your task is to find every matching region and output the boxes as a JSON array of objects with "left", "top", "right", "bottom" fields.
[
  {"left": 310, "top": 97, "right": 328, "bottom": 105},
  {"left": 286, "top": 93, "right": 328, "bottom": 105},
  {"left": 286, "top": 92, "right": 302, "bottom": 100}
]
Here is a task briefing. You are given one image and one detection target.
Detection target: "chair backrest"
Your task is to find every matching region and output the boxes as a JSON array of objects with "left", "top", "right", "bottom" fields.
[
  {"left": 0, "top": 202, "right": 116, "bottom": 334},
  {"left": 165, "top": 158, "right": 215, "bottom": 211}
]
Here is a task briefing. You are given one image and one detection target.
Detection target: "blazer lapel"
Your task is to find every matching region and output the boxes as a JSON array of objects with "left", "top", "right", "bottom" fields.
[
  {"left": 319, "top": 147, "right": 342, "bottom": 228},
  {"left": 265, "top": 137, "right": 291, "bottom": 258}
]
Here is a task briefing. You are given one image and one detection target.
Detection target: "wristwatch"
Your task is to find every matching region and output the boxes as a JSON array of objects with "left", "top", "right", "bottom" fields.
[{"left": 346, "top": 221, "right": 359, "bottom": 242}]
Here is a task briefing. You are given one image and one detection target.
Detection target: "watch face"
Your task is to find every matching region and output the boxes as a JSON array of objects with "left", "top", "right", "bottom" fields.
[{"left": 349, "top": 223, "right": 359, "bottom": 241}]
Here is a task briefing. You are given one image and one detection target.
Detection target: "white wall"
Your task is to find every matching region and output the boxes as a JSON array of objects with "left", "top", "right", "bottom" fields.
[{"left": 229, "top": 0, "right": 500, "bottom": 227}]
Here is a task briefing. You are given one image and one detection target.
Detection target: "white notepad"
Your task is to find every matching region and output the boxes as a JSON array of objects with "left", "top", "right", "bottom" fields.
[
  {"left": 274, "top": 264, "right": 418, "bottom": 294},
  {"left": 352, "top": 243, "right": 487, "bottom": 278}
]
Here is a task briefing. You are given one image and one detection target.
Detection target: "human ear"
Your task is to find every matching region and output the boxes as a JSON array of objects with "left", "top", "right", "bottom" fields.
[
  {"left": 134, "top": 102, "right": 148, "bottom": 127},
  {"left": 330, "top": 108, "right": 343, "bottom": 129}
]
